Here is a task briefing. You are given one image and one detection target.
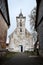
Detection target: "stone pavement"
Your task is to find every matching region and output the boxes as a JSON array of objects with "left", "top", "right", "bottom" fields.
[{"left": 0, "top": 53, "right": 43, "bottom": 65}]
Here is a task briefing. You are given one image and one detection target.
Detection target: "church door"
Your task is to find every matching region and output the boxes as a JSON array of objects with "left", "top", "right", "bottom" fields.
[
  {"left": 19, "top": 45, "right": 23, "bottom": 52},
  {"left": 21, "top": 45, "right": 23, "bottom": 52}
]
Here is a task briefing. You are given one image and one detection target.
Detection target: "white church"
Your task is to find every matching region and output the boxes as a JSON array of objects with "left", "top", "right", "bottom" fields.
[{"left": 7, "top": 12, "right": 35, "bottom": 52}]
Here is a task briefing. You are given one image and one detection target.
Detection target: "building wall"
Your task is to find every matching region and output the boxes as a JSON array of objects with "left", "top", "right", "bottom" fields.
[
  {"left": 37, "top": 0, "right": 43, "bottom": 24},
  {"left": 8, "top": 31, "right": 34, "bottom": 52},
  {"left": 0, "top": 13, "right": 8, "bottom": 49},
  {"left": 36, "top": 0, "right": 43, "bottom": 55}
]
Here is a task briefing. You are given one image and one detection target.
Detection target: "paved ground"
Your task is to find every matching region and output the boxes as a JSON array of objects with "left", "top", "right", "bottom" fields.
[{"left": 0, "top": 53, "right": 43, "bottom": 65}]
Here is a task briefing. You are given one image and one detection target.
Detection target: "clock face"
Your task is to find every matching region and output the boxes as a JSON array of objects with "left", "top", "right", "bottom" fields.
[
  {"left": 20, "top": 19, "right": 25, "bottom": 22},
  {"left": 17, "top": 18, "right": 25, "bottom": 23}
]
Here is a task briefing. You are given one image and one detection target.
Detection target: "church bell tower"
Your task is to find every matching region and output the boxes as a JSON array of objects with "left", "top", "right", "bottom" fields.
[{"left": 16, "top": 11, "right": 26, "bottom": 37}]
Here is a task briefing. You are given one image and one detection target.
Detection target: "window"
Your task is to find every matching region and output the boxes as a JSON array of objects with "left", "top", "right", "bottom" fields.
[
  {"left": 20, "top": 28, "right": 22, "bottom": 32},
  {"left": 20, "top": 19, "right": 22, "bottom": 26},
  {"left": 20, "top": 22, "right": 22, "bottom": 26}
]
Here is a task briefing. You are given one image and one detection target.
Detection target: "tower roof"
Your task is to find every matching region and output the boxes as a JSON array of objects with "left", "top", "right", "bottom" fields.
[
  {"left": 19, "top": 9, "right": 23, "bottom": 17},
  {"left": 19, "top": 11, "right": 23, "bottom": 17},
  {"left": 16, "top": 11, "right": 26, "bottom": 18}
]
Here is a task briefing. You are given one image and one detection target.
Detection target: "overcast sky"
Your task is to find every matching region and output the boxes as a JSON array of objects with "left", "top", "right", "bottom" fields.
[{"left": 6, "top": 0, "right": 36, "bottom": 42}]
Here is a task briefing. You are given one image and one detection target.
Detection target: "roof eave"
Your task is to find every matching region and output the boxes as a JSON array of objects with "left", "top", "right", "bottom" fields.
[{"left": 5, "top": 0, "right": 10, "bottom": 27}]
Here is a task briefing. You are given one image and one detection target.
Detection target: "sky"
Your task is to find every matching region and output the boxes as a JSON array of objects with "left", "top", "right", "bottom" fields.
[{"left": 6, "top": 0, "right": 36, "bottom": 43}]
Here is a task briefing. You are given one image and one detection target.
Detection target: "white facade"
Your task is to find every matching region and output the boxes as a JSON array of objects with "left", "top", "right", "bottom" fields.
[{"left": 7, "top": 12, "right": 34, "bottom": 52}]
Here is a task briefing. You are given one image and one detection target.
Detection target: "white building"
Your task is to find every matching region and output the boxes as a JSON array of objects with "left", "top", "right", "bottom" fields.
[{"left": 7, "top": 12, "right": 34, "bottom": 52}]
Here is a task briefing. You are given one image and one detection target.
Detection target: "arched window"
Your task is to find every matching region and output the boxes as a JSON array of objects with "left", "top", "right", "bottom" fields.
[
  {"left": 20, "top": 19, "right": 22, "bottom": 26},
  {"left": 20, "top": 22, "right": 22, "bottom": 26},
  {"left": 20, "top": 28, "right": 22, "bottom": 32}
]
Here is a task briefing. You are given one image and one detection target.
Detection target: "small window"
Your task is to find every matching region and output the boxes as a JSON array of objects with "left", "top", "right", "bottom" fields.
[
  {"left": 20, "top": 28, "right": 22, "bottom": 32},
  {"left": 20, "top": 19, "right": 22, "bottom": 26},
  {"left": 20, "top": 22, "right": 22, "bottom": 26}
]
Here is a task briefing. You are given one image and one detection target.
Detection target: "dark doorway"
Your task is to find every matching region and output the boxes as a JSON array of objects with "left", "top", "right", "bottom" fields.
[{"left": 19, "top": 45, "right": 23, "bottom": 52}]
